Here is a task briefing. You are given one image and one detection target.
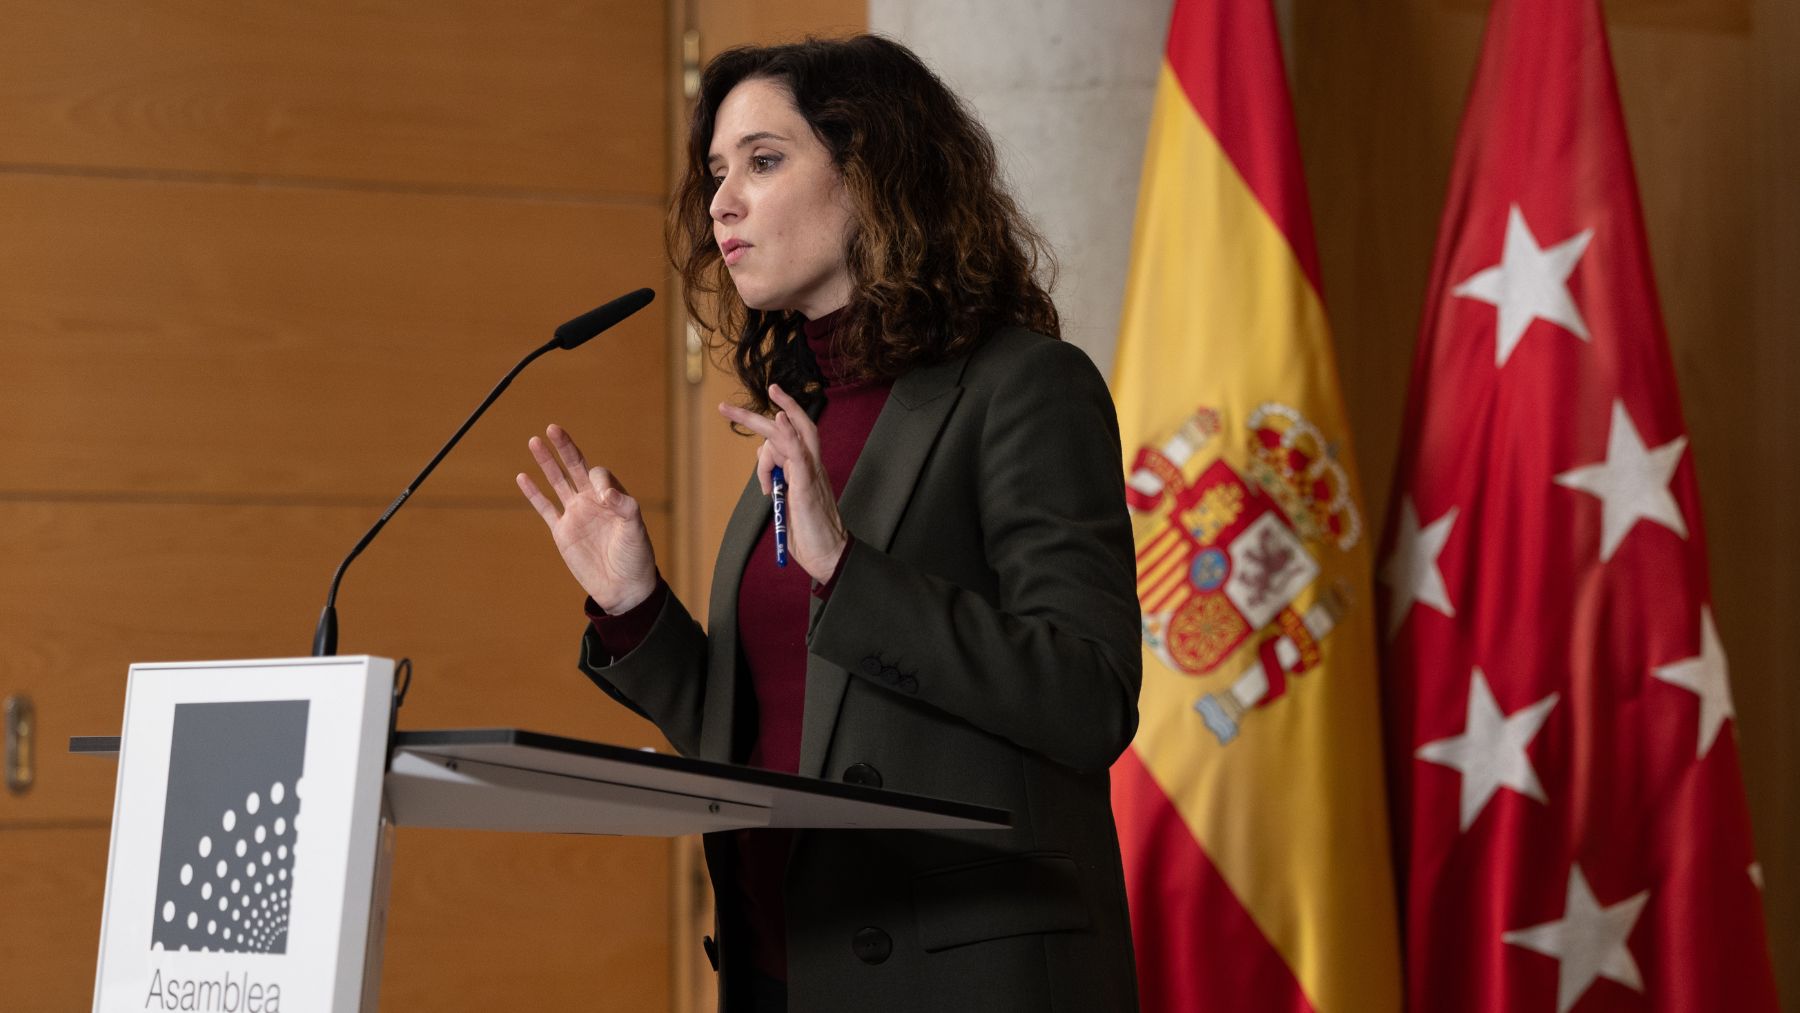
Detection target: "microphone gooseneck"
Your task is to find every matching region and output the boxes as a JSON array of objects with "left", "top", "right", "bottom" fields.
[{"left": 311, "top": 288, "right": 656, "bottom": 656}]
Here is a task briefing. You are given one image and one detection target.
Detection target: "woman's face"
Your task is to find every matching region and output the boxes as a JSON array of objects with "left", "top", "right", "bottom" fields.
[{"left": 708, "top": 77, "right": 854, "bottom": 321}]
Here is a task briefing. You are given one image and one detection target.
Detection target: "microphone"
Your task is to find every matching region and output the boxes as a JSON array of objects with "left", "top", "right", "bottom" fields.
[
  {"left": 555, "top": 287, "right": 654, "bottom": 349},
  {"left": 311, "top": 288, "right": 656, "bottom": 656}
]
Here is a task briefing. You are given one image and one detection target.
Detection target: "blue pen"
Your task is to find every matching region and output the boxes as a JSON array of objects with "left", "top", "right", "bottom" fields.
[{"left": 771, "top": 465, "right": 789, "bottom": 567}]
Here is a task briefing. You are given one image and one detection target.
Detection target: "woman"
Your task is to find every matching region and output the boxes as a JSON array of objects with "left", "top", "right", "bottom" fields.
[{"left": 518, "top": 35, "right": 1141, "bottom": 1013}]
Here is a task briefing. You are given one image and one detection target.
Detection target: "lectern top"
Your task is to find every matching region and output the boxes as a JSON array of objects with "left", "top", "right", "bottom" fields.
[{"left": 75, "top": 727, "right": 1012, "bottom": 836}]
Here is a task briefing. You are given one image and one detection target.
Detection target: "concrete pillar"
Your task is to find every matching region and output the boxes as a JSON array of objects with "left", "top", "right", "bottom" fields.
[{"left": 870, "top": 0, "right": 1175, "bottom": 377}]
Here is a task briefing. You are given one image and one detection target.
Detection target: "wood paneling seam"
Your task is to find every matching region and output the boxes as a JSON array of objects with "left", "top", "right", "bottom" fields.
[
  {"left": 0, "top": 491, "right": 677, "bottom": 513},
  {"left": 0, "top": 162, "right": 666, "bottom": 207}
]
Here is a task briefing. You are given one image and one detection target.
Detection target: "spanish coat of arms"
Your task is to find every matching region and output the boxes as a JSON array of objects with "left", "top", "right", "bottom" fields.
[{"left": 1127, "top": 403, "right": 1361, "bottom": 744}]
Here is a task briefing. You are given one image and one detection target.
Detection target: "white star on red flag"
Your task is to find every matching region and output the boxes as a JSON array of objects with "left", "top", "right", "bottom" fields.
[
  {"left": 1502, "top": 864, "right": 1649, "bottom": 1013},
  {"left": 1652, "top": 605, "right": 1736, "bottom": 758},
  {"left": 1452, "top": 203, "right": 1594, "bottom": 366},
  {"left": 1415, "top": 668, "right": 1558, "bottom": 831},
  {"left": 1554, "top": 399, "right": 1689, "bottom": 562},
  {"left": 1380, "top": 499, "right": 1457, "bottom": 638}
]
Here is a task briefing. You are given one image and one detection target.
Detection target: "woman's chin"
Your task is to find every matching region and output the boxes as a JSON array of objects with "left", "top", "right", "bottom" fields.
[{"left": 736, "top": 292, "right": 792, "bottom": 314}]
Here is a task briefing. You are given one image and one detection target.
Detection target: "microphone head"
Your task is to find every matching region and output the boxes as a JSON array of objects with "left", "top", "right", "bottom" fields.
[{"left": 554, "top": 288, "right": 655, "bottom": 350}]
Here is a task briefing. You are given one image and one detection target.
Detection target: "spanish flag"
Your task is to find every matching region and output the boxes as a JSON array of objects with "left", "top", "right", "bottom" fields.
[{"left": 1108, "top": 2, "right": 1401, "bottom": 1009}]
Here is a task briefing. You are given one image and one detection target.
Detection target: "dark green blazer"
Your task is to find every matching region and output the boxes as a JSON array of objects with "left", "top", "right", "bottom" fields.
[{"left": 580, "top": 328, "right": 1142, "bottom": 1013}]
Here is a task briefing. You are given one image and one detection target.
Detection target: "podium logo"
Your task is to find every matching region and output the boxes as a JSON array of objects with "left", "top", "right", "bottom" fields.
[{"left": 152, "top": 700, "right": 308, "bottom": 955}]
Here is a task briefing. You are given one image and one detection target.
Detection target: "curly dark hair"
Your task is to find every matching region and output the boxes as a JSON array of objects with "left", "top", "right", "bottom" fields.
[{"left": 668, "top": 34, "right": 1060, "bottom": 414}]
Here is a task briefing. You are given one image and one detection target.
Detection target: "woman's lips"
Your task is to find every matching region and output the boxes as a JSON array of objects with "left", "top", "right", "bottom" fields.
[{"left": 721, "top": 239, "right": 750, "bottom": 266}]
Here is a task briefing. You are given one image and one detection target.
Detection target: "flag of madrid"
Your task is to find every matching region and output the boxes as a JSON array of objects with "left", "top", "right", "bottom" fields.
[{"left": 1378, "top": 0, "right": 1780, "bottom": 1010}]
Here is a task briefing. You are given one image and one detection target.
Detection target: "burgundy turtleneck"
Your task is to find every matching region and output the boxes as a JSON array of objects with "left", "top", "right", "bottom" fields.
[
  {"left": 735, "top": 309, "right": 890, "bottom": 773},
  {"left": 585, "top": 308, "right": 891, "bottom": 981}
]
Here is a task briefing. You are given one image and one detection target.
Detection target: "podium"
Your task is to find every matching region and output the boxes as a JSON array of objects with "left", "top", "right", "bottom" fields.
[
  {"left": 75, "top": 659, "right": 1008, "bottom": 1011},
  {"left": 75, "top": 728, "right": 1010, "bottom": 836}
]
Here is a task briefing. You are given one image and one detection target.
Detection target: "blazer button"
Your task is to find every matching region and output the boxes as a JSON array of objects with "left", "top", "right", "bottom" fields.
[
  {"left": 851, "top": 926, "right": 892, "bottom": 965},
  {"left": 841, "top": 763, "right": 882, "bottom": 788}
]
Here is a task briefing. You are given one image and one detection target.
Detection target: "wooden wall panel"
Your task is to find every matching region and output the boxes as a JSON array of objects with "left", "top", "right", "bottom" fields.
[
  {"left": 1290, "top": 5, "right": 1480, "bottom": 521},
  {"left": 380, "top": 829, "right": 669, "bottom": 1010},
  {"left": 693, "top": 0, "right": 869, "bottom": 51},
  {"left": 0, "top": 500, "right": 674, "bottom": 826},
  {"left": 0, "top": 800, "right": 675, "bottom": 1008},
  {"left": 1444, "top": 0, "right": 1750, "bottom": 32},
  {"left": 0, "top": 0, "right": 677, "bottom": 1007},
  {"left": 0, "top": 828, "right": 109, "bottom": 1011},
  {"left": 0, "top": 1, "right": 666, "bottom": 195},
  {"left": 1294, "top": 0, "right": 1799, "bottom": 1001},
  {"left": 1747, "top": 0, "right": 1800, "bottom": 997},
  {"left": 0, "top": 175, "right": 668, "bottom": 503}
]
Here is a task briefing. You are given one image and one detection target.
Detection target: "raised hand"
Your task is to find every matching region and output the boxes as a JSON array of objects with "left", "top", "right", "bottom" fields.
[
  {"left": 717, "top": 384, "right": 848, "bottom": 583},
  {"left": 516, "top": 424, "right": 658, "bottom": 613}
]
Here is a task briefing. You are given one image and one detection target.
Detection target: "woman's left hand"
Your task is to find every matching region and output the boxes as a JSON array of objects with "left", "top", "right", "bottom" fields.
[{"left": 718, "top": 383, "right": 848, "bottom": 583}]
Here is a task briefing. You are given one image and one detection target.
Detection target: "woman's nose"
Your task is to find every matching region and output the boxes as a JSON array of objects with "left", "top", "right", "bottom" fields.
[{"left": 710, "top": 175, "right": 742, "bottom": 223}]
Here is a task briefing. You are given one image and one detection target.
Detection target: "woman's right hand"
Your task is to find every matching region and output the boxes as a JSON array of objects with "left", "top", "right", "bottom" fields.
[{"left": 516, "top": 424, "right": 658, "bottom": 613}]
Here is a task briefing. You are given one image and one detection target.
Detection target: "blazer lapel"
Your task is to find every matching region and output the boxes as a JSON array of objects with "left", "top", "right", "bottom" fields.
[
  {"left": 796, "top": 353, "right": 968, "bottom": 779},
  {"left": 701, "top": 393, "right": 834, "bottom": 763},
  {"left": 698, "top": 472, "right": 768, "bottom": 763}
]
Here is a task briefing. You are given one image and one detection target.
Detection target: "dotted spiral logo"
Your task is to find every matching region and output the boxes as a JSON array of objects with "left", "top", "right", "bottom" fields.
[{"left": 151, "top": 701, "right": 308, "bottom": 955}]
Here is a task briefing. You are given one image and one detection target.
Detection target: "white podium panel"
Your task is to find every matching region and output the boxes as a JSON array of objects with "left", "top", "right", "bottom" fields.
[{"left": 89, "top": 657, "right": 393, "bottom": 1013}]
